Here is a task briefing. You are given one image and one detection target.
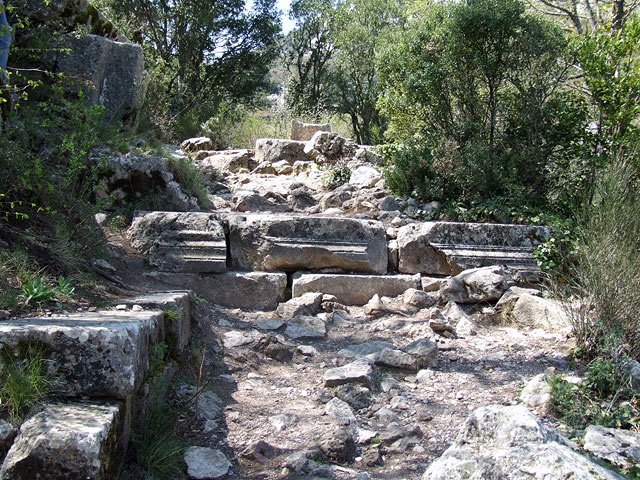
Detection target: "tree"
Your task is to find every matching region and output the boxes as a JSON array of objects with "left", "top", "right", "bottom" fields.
[
  {"left": 525, "top": 0, "right": 639, "bottom": 32},
  {"left": 96, "top": 0, "right": 281, "bottom": 136},
  {"left": 330, "top": 0, "right": 404, "bottom": 144},
  {"left": 377, "top": 0, "right": 584, "bottom": 206},
  {"left": 283, "top": 0, "right": 336, "bottom": 118}
]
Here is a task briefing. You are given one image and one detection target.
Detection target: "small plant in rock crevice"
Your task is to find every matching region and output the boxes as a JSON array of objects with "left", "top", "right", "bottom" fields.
[{"left": 323, "top": 164, "right": 351, "bottom": 190}]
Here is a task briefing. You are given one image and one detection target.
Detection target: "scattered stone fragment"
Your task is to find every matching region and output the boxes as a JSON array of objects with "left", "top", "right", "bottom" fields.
[
  {"left": 357, "top": 428, "right": 378, "bottom": 445},
  {"left": 184, "top": 447, "right": 231, "bottom": 480},
  {"left": 371, "top": 348, "right": 417, "bottom": 371},
  {"left": 427, "top": 308, "right": 455, "bottom": 336},
  {"left": 340, "top": 341, "right": 395, "bottom": 358},
  {"left": 253, "top": 335, "right": 293, "bottom": 362},
  {"left": 223, "top": 330, "right": 254, "bottom": 348},
  {"left": 198, "top": 391, "right": 223, "bottom": 421},
  {"left": 403, "top": 338, "right": 438, "bottom": 369},
  {"left": 324, "top": 358, "right": 378, "bottom": 389},
  {"left": 256, "top": 318, "right": 284, "bottom": 330},
  {"left": 333, "top": 384, "right": 372, "bottom": 411},
  {"left": 583, "top": 425, "right": 640, "bottom": 469},
  {"left": 421, "top": 277, "right": 445, "bottom": 292},
  {"left": 297, "top": 345, "right": 318, "bottom": 356},
  {"left": 501, "top": 293, "right": 570, "bottom": 332},
  {"left": 364, "top": 294, "right": 384, "bottom": 315},
  {"left": 0, "top": 420, "right": 16, "bottom": 461},
  {"left": 422, "top": 405, "right": 624, "bottom": 480},
  {"left": 277, "top": 292, "right": 324, "bottom": 320},
  {"left": 325, "top": 397, "right": 357, "bottom": 425},
  {"left": 285, "top": 315, "right": 327, "bottom": 339},
  {"left": 443, "top": 302, "right": 478, "bottom": 336},
  {"left": 519, "top": 368, "right": 554, "bottom": 411},
  {"left": 403, "top": 288, "right": 434, "bottom": 308},
  {"left": 317, "top": 428, "right": 357, "bottom": 463},
  {"left": 241, "top": 440, "right": 281, "bottom": 464},
  {"left": 625, "top": 360, "right": 640, "bottom": 389},
  {"left": 374, "top": 407, "right": 400, "bottom": 423},
  {"left": 362, "top": 447, "right": 384, "bottom": 466},
  {"left": 379, "top": 423, "right": 422, "bottom": 445},
  {"left": 269, "top": 413, "right": 299, "bottom": 432}
]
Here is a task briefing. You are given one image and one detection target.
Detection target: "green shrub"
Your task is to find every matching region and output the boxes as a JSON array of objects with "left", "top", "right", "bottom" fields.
[
  {"left": 323, "top": 164, "right": 351, "bottom": 189},
  {"left": 168, "top": 156, "right": 210, "bottom": 209},
  {"left": 18, "top": 278, "right": 56, "bottom": 306},
  {"left": 0, "top": 345, "right": 52, "bottom": 421}
]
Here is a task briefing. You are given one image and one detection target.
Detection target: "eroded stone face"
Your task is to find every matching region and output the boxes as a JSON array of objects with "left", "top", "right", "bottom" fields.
[
  {"left": 292, "top": 273, "right": 420, "bottom": 305},
  {"left": 398, "top": 222, "right": 550, "bottom": 276},
  {"left": 128, "top": 211, "right": 227, "bottom": 274},
  {"left": 0, "top": 402, "right": 125, "bottom": 480},
  {"left": 228, "top": 214, "right": 388, "bottom": 274},
  {"left": 254, "top": 139, "right": 309, "bottom": 164},
  {"left": 290, "top": 120, "right": 331, "bottom": 141},
  {"left": 0, "top": 311, "right": 163, "bottom": 397}
]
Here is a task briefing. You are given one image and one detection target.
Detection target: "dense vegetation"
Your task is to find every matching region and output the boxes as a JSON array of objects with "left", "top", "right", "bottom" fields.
[{"left": 0, "top": 0, "right": 639, "bottom": 471}]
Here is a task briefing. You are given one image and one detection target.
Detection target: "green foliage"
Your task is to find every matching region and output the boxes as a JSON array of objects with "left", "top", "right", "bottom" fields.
[
  {"left": 534, "top": 218, "right": 579, "bottom": 275},
  {"left": 550, "top": 358, "right": 639, "bottom": 431},
  {"left": 56, "top": 276, "right": 75, "bottom": 298},
  {"left": 18, "top": 278, "right": 56, "bottom": 306},
  {"left": 377, "top": 0, "right": 588, "bottom": 208},
  {"left": 559, "top": 156, "right": 640, "bottom": 360},
  {"left": 168, "top": 156, "right": 210, "bottom": 209},
  {"left": 323, "top": 164, "right": 351, "bottom": 189},
  {"left": 0, "top": 345, "right": 52, "bottom": 421}
]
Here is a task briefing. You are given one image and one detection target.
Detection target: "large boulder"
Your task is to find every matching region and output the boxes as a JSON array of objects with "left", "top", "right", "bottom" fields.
[
  {"left": 290, "top": 120, "right": 331, "bottom": 141},
  {"left": 440, "top": 266, "right": 514, "bottom": 304},
  {"left": 128, "top": 212, "right": 227, "bottom": 274},
  {"left": 0, "top": 311, "right": 164, "bottom": 397},
  {"left": 583, "top": 425, "right": 640, "bottom": 469},
  {"left": 304, "top": 131, "right": 358, "bottom": 164},
  {"left": 254, "top": 139, "right": 309, "bottom": 164},
  {"left": 497, "top": 291, "right": 570, "bottom": 332},
  {"left": 422, "top": 405, "right": 624, "bottom": 480},
  {"left": 57, "top": 34, "right": 145, "bottom": 124},
  {"left": 397, "top": 222, "right": 550, "bottom": 276},
  {"left": 292, "top": 273, "right": 420, "bottom": 305},
  {"left": 0, "top": 402, "right": 125, "bottom": 480},
  {"left": 198, "top": 149, "right": 255, "bottom": 173},
  {"left": 228, "top": 214, "right": 388, "bottom": 274}
]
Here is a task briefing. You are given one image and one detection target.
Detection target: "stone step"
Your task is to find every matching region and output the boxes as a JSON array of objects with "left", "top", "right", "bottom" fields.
[
  {"left": 128, "top": 211, "right": 227, "bottom": 273},
  {"left": 0, "top": 401, "right": 125, "bottom": 480},
  {"left": 292, "top": 273, "right": 420, "bottom": 305},
  {"left": 0, "top": 310, "right": 164, "bottom": 398},
  {"left": 149, "top": 271, "right": 287, "bottom": 310},
  {"left": 228, "top": 214, "right": 388, "bottom": 274},
  {"left": 398, "top": 221, "right": 549, "bottom": 276}
]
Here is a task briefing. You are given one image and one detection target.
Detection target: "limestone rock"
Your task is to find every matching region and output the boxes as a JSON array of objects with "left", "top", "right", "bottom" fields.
[
  {"left": 325, "top": 398, "right": 357, "bottom": 425},
  {"left": 422, "top": 405, "right": 623, "bottom": 480},
  {"left": 184, "top": 447, "right": 230, "bottom": 479},
  {"left": 254, "top": 138, "right": 308, "bottom": 164},
  {"left": 583, "top": 425, "right": 640, "bottom": 469},
  {"left": 228, "top": 214, "right": 388, "bottom": 274},
  {"left": 397, "top": 221, "right": 549, "bottom": 275},
  {"left": 57, "top": 34, "right": 145, "bottom": 123},
  {"left": 231, "top": 191, "right": 291, "bottom": 213},
  {"left": 253, "top": 335, "right": 293, "bottom": 362},
  {"left": 495, "top": 286, "right": 542, "bottom": 310},
  {"left": 403, "top": 288, "right": 433, "bottom": 308},
  {"left": 340, "top": 341, "right": 395, "bottom": 358},
  {"left": 0, "top": 311, "right": 163, "bottom": 397},
  {"left": 288, "top": 186, "right": 319, "bottom": 211},
  {"left": 285, "top": 315, "right": 326, "bottom": 339},
  {"left": 0, "top": 402, "right": 125, "bottom": 480},
  {"left": 304, "top": 131, "right": 358, "bottom": 163},
  {"left": 181, "top": 137, "right": 214, "bottom": 152},
  {"left": 371, "top": 348, "right": 417, "bottom": 371},
  {"left": 317, "top": 428, "right": 357, "bottom": 463},
  {"left": 290, "top": 120, "right": 331, "bottom": 141},
  {"left": 520, "top": 370, "right": 553, "bottom": 411},
  {"left": 349, "top": 165, "right": 382, "bottom": 188},
  {"left": 0, "top": 420, "right": 16, "bottom": 461},
  {"left": 324, "top": 358, "right": 378, "bottom": 390},
  {"left": 277, "top": 292, "right": 324, "bottom": 320},
  {"left": 403, "top": 338, "right": 438, "bottom": 369},
  {"left": 150, "top": 271, "right": 286, "bottom": 310},
  {"left": 421, "top": 277, "right": 445, "bottom": 292},
  {"left": 269, "top": 413, "right": 299, "bottom": 432},
  {"left": 440, "top": 266, "right": 514, "bottom": 304},
  {"left": 128, "top": 212, "right": 226, "bottom": 273},
  {"left": 223, "top": 330, "right": 254, "bottom": 348},
  {"left": 199, "top": 149, "right": 254, "bottom": 173},
  {"left": 501, "top": 293, "right": 570, "bottom": 332},
  {"left": 293, "top": 273, "right": 420, "bottom": 305},
  {"left": 333, "top": 384, "right": 372, "bottom": 411},
  {"left": 443, "top": 302, "right": 478, "bottom": 336}
]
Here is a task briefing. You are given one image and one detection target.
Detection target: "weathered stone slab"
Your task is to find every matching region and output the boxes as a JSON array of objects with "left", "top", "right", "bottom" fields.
[
  {"left": 292, "top": 273, "right": 420, "bottom": 305},
  {"left": 277, "top": 292, "right": 323, "bottom": 320},
  {"left": 199, "top": 149, "right": 255, "bottom": 173},
  {"left": 127, "top": 290, "right": 193, "bottom": 352},
  {"left": 254, "top": 138, "right": 309, "bottom": 164},
  {"left": 290, "top": 120, "right": 331, "bottom": 141},
  {"left": 228, "top": 214, "right": 388, "bottom": 274},
  {"left": 422, "top": 405, "right": 624, "bottom": 480},
  {"left": 398, "top": 222, "right": 550, "bottom": 276},
  {"left": 583, "top": 425, "right": 640, "bottom": 469},
  {"left": 0, "top": 402, "right": 125, "bottom": 480},
  {"left": 0, "top": 310, "right": 163, "bottom": 397},
  {"left": 440, "top": 266, "right": 514, "bottom": 304},
  {"left": 324, "top": 358, "right": 378, "bottom": 389},
  {"left": 150, "top": 271, "right": 287, "bottom": 310},
  {"left": 128, "top": 211, "right": 227, "bottom": 274}
]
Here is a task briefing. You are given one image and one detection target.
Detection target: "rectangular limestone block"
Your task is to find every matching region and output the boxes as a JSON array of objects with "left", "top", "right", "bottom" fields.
[
  {"left": 228, "top": 214, "right": 388, "bottom": 274},
  {"left": 254, "top": 138, "right": 309, "bottom": 163},
  {"left": 128, "top": 211, "right": 227, "bottom": 273},
  {"left": 292, "top": 273, "right": 420, "bottom": 305},
  {"left": 127, "top": 290, "right": 193, "bottom": 353},
  {"left": 0, "top": 402, "right": 126, "bottom": 480},
  {"left": 397, "top": 221, "right": 550, "bottom": 276},
  {"left": 150, "top": 271, "right": 287, "bottom": 310},
  {"left": 0, "top": 311, "right": 164, "bottom": 397}
]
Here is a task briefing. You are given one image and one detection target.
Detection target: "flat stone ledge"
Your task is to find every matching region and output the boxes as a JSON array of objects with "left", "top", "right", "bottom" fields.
[
  {"left": 292, "top": 273, "right": 420, "bottom": 305},
  {"left": 0, "top": 310, "right": 163, "bottom": 397},
  {"left": 149, "top": 271, "right": 287, "bottom": 310},
  {"left": 0, "top": 401, "right": 125, "bottom": 480}
]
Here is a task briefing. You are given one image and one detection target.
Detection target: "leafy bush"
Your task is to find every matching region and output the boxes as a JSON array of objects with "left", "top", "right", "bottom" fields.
[
  {"left": 18, "top": 278, "right": 57, "bottom": 306},
  {"left": 550, "top": 358, "right": 639, "bottom": 431},
  {"left": 323, "top": 164, "right": 351, "bottom": 190}
]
